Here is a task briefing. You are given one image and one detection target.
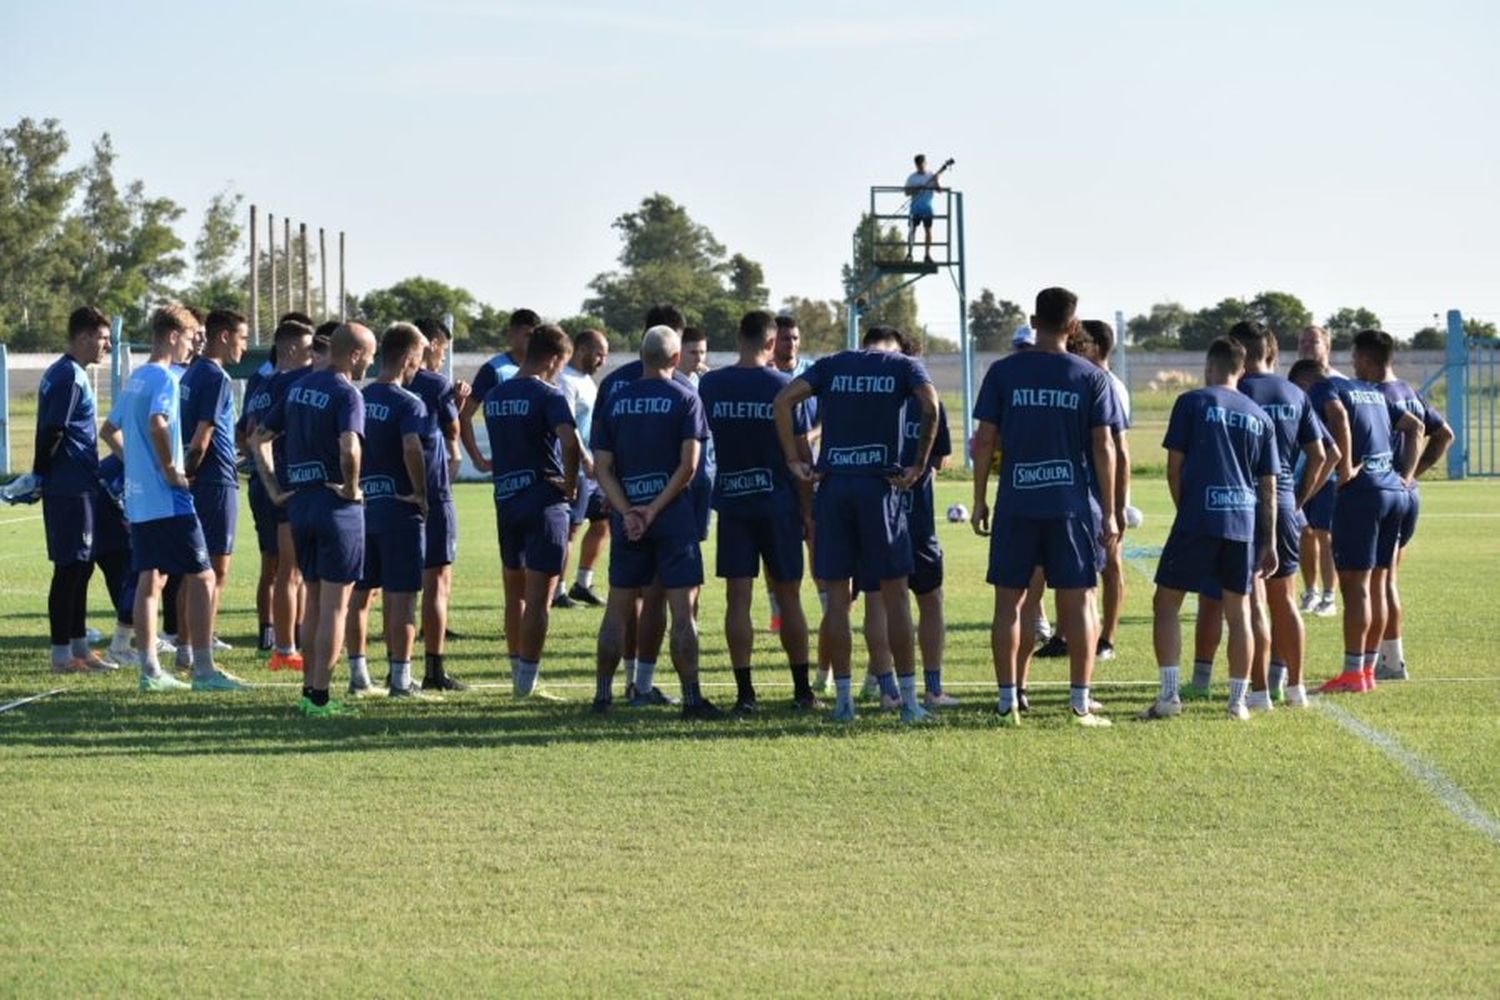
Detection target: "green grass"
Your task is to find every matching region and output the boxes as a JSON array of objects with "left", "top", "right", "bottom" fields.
[{"left": 2, "top": 478, "right": 1499, "bottom": 996}]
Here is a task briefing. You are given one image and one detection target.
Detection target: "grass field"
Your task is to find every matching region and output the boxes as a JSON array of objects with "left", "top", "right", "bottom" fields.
[{"left": 2, "top": 475, "right": 1498, "bottom": 996}]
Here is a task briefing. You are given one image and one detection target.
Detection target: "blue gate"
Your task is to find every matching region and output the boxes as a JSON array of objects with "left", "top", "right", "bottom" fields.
[{"left": 1442, "top": 309, "right": 1500, "bottom": 479}]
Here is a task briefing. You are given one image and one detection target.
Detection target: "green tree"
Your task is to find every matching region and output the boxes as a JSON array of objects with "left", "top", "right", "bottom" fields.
[
  {"left": 1179, "top": 297, "right": 1249, "bottom": 350},
  {"left": 557, "top": 313, "right": 625, "bottom": 351},
  {"left": 778, "top": 296, "right": 846, "bottom": 354},
  {"left": 842, "top": 213, "right": 921, "bottom": 342},
  {"left": 968, "top": 288, "right": 1027, "bottom": 352},
  {"left": 359, "top": 276, "right": 477, "bottom": 341},
  {"left": 1408, "top": 326, "right": 1444, "bottom": 350},
  {"left": 1464, "top": 317, "right": 1498, "bottom": 342},
  {"left": 1325, "top": 306, "right": 1382, "bottom": 350},
  {"left": 1125, "top": 301, "right": 1191, "bottom": 349},
  {"left": 1249, "top": 290, "right": 1313, "bottom": 349},
  {"left": 0, "top": 117, "right": 82, "bottom": 347},
  {"left": 183, "top": 188, "right": 246, "bottom": 310}
]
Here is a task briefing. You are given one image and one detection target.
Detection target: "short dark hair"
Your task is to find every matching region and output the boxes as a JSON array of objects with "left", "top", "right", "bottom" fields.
[
  {"left": 380, "top": 322, "right": 425, "bottom": 365},
  {"left": 526, "top": 324, "right": 571, "bottom": 363},
  {"left": 1227, "top": 320, "right": 1270, "bottom": 363},
  {"left": 681, "top": 326, "right": 707, "bottom": 346},
  {"left": 863, "top": 325, "right": 901, "bottom": 348},
  {"left": 1207, "top": 336, "right": 1246, "bottom": 374},
  {"left": 1033, "top": 287, "right": 1078, "bottom": 334},
  {"left": 278, "top": 311, "right": 314, "bottom": 327},
  {"left": 1288, "top": 358, "right": 1328, "bottom": 387},
  {"left": 738, "top": 310, "right": 775, "bottom": 343},
  {"left": 206, "top": 309, "right": 246, "bottom": 341},
  {"left": 509, "top": 308, "right": 541, "bottom": 330},
  {"left": 313, "top": 320, "right": 339, "bottom": 354},
  {"left": 1353, "top": 328, "right": 1395, "bottom": 367},
  {"left": 914, "top": 153, "right": 926, "bottom": 168},
  {"left": 775, "top": 313, "right": 797, "bottom": 331},
  {"left": 574, "top": 328, "right": 607, "bottom": 351},
  {"left": 415, "top": 317, "right": 450, "bottom": 342},
  {"left": 644, "top": 303, "right": 685, "bottom": 333},
  {"left": 186, "top": 305, "right": 206, "bottom": 326},
  {"left": 273, "top": 319, "right": 314, "bottom": 347},
  {"left": 1080, "top": 319, "right": 1114, "bottom": 359},
  {"left": 67, "top": 306, "right": 110, "bottom": 339}
]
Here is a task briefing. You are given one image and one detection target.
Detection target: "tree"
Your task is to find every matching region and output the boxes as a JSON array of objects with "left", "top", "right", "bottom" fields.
[
  {"left": 778, "top": 296, "right": 846, "bottom": 354},
  {"left": 359, "top": 277, "right": 477, "bottom": 341},
  {"left": 1409, "top": 326, "right": 1444, "bottom": 350},
  {"left": 0, "top": 117, "right": 81, "bottom": 347},
  {"left": 182, "top": 188, "right": 246, "bottom": 310},
  {"left": 556, "top": 313, "right": 626, "bottom": 351},
  {"left": 842, "top": 213, "right": 921, "bottom": 343},
  {"left": 584, "top": 194, "right": 768, "bottom": 347},
  {"left": 1125, "top": 301, "right": 1191, "bottom": 349},
  {"left": 1464, "top": 317, "right": 1498, "bottom": 342},
  {"left": 1325, "top": 306, "right": 1382, "bottom": 350},
  {"left": 1248, "top": 290, "right": 1313, "bottom": 350},
  {"left": 1179, "top": 297, "right": 1249, "bottom": 350},
  {"left": 968, "top": 288, "right": 1026, "bottom": 352}
]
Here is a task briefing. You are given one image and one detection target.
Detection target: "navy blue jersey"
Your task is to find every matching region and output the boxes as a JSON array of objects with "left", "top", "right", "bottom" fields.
[
  {"left": 591, "top": 376, "right": 706, "bottom": 537},
  {"left": 360, "top": 381, "right": 426, "bottom": 530},
  {"left": 1376, "top": 379, "right": 1445, "bottom": 473},
  {"left": 94, "top": 453, "right": 130, "bottom": 553},
  {"left": 698, "top": 364, "right": 806, "bottom": 516},
  {"left": 598, "top": 359, "right": 696, "bottom": 405},
  {"left": 410, "top": 368, "right": 458, "bottom": 500},
  {"left": 469, "top": 350, "right": 520, "bottom": 404},
  {"left": 1163, "top": 385, "right": 1277, "bottom": 542},
  {"left": 238, "top": 366, "right": 278, "bottom": 436},
  {"left": 260, "top": 366, "right": 314, "bottom": 491},
  {"left": 36, "top": 354, "right": 100, "bottom": 496},
  {"left": 900, "top": 399, "right": 952, "bottom": 470},
  {"left": 1308, "top": 377, "right": 1408, "bottom": 494},
  {"left": 973, "top": 351, "right": 1118, "bottom": 519},
  {"left": 264, "top": 369, "right": 364, "bottom": 492},
  {"left": 800, "top": 349, "right": 930, "bottom": 477},
  {"left": 1237, "top": 372, "right": 1323, "bottom": 506},
  {"left": 179, "top": 357, "right": 238, "bottom": 487},
  {"left": 483, "top": 375, "right": 575, "bottom": 515}
]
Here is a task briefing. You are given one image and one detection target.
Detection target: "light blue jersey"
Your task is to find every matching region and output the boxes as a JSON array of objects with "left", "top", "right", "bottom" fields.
[{"left": 110, "top": 362, "right": 194, "bottom": 523}]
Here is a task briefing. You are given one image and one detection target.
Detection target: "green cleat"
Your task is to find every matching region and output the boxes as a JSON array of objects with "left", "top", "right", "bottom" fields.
[
  {"left": 517, "top": 686, "right": 567, "bottom": 703},
  {"left": 191, "top": 670, "right": 249, "bottom": 692},
  {"left": 298, "top": 696, "right": 358, "bottom": 718},
  {"left": 139, "top": 671, "right": 191, "bottom": 693},
  {"left": 994, "top": 707, "right": 1022, "bottom": 727},
  {"left": 1179, "top": 683, "right": 1213, "bottom": 701}
]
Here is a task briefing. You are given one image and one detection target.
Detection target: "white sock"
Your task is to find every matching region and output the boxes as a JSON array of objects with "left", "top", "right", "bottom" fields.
[
  {"left": 1343, "top": 651, "right": 1363, "bottom": 675},
  {"left": 576, "top": 567, "right": 593, "bottom": 589},
  {"left": 1380, "top": 637, "right": 1404, "bottom": 669},
  {"left": 1321, "top": 589, "right": 1335, "bottom": 602},
  {"left": 113, "top": 623, "right": 133, "bottom": 647},
  {"left": 140, "top": 649, "right": 162, "bottom": 678},
  {"left": 1159, "top": 665, "right": 1180, "bottom": 702},
  {"left": 634, "top": 659, "right": 656, "bottom": 693},
  {"left": 390, "top": 659, "right": 411, "bottom": 690},
  {"left": 768, "top": 590, "right": 782, "bottom": 619},
  {"left": 51, "top": 644, "right": 71, "bottom": 666},
  {"left": 1285, "top": 684, "right": 1308, "bottom": 706},
  {"left": 175, "top": 645, "right": 194, "bottom": 668},
  {"left": 624, "top": 658, "right": 637, "bottom": 687},
  {"left": 349, "top": 654, "right": 369, "bottom": 683},
  {"left": 897, "top": 673, "right": 918, "bottom": 710},
  {"left": 1227, "top": 677, "right": 1249, "bottom": 708}
]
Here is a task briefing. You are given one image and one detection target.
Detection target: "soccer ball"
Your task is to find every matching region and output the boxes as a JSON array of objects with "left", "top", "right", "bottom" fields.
[
  {"left": 946, "top": 503, "right": 969, "bottom": 523},
  {"left": 1124, "top": 505, "right": 1144, "bottom": 529}
]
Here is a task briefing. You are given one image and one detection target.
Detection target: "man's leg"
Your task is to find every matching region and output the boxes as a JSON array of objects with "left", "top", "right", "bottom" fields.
[
  {"left": 570, "top": 518, "right": 608, "bottom": 604},
  {"left": 421, "top": 564, "right": 459, "bottom": 688},
  {"left": 312, "top": 580, "right": 354, "bottom": 697},
  {"left": 301, "top": 580, "right": 322, "bottom": 696},
  {"left": 1055, "top": 586, "right": 1103, "bottom": 719},
  {"left": 1100, "top": 537, "right": 1125, "bottom": 654},
  {"left": 666, "top": 585, "right": 714, "bottom": 717},
  {"left": 1298, "top": 527, "right": 1319, "bottom": 609},
  {"left": 771, "top": 577, "right": 815, "bottom": 706},
  {"left": 991, "top": 585, "right": 1026, "bottom": 720},
  {"left": 824, "top": 579, "right": 856, "bottom": 718},
  {"left": 1185, "top": 596, "right": 1222, "bottom": 698},
  {"left": 208, "top": 553, "right": 231, "bottom": 644},
  {"left": 1366, "top": 566, "right": 1391, "bottom": 688},
  {"left": 1143, "top": 585, "right": 1187, "bottom": 718},
  {"left": 257, "top": 550, "right": 278, "bottom": 650},
  {"left": 347, "top": 586, "right": 374, "bottom": 692},
  {"left": 515, "top": 569, "right": 560, "bottom": 696},
  {"left": 183, "top": 568, "right": 237, "bottom": 687},
  {"left": 1266, "top": 574, "right": 1307, "bottom": 704},
  {"left": 271, "top": 522, "right": 303, "bottom": 667},
  {"left": 47, "top": 561, "right": 83, "bottom": 671},
  {"left": 879, "top": 576, "right": 925, "bottom": 721},
  {"left": 1325, "top": 568, "right": 1373, "bottom": 692},
  {"left": 922, "top": 219, "right": 934, "bottom": 260},
  {"left": 916, "top": 588, "right": 951, "bottom": 705},
  {"left": 134, "top": 569, "right": 184, "bottom": 690},
  {"left": 1316, "top": 530, "right": 1337, "bottom": 614},
  {"left": 1379, "top": 545, "right": 1408, "bottom": 679},
  {"left": 593, "top": 586, "right": 638, "bottom": 709},
  {"left": 725, "top": 577, "right": 758, "bottom": 711},
  {"left": 631, "top": 581, "right": 669, "bottom": 701},
  {"left": 1221, "top": 588, "right": 1254, "bottom": 719},
  {"left": 861, "top": 590, "right": 896, "bottom": 705},
  {"left": 1245, "top": 579, "right": 1274, "bottom": 711},
  {"left": 383, "top": 589, "right": 419, "bottom": 693}
]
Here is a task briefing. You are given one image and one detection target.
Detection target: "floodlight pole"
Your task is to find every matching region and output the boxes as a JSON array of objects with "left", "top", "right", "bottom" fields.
[
  {"left": 268, "top": 212, "right": 278, "bottom": 320},
  {"left": 249, "top": 204, "right": 259, "bottom": 344},
  {"left": 319, "top": 228, "right": 328, "bottom": 320},
  {"left": 954, "top": 190, "right": 972, "bottom": 466}
]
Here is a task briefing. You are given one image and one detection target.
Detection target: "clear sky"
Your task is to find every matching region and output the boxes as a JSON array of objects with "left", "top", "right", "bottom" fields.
[{"left": 4, "top": 0, "right": 1497, "bottom": 337}]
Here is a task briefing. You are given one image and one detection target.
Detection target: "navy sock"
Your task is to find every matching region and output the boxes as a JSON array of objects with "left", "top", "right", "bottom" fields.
[
  {"left": 733, "top": 667, "right": 755, "bottom": 701},
  {"left": 595, "top": 674, "right": 612, "bottom": 702},
  {"left": 924, "top": 669, "right": 942, "bottom": 695},
  {"left": 424, "top": 652, "right": 444, "bottom": 680},
  {"left": 682, "top": 680, "right": 702, "bottom": 707},
  {"left": 310, "top": 688, "right": 330, "bottom": 707},
  {"left": 790, "top": 663, "right": 811, "bottom": 698},
  {"left": 877, "top": 672, "right": 899, "bottom": 699}
]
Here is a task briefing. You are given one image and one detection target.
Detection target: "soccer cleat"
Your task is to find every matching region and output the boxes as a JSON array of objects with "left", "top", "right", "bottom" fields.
[
  {"left": 107, "top": 639, "right": 137, "bottom": 669},
  {"left": 923, "top": 691, "right": 961, "bottom": 709},
  {"left": 550, "top": 591, "right": 577, "bottom": 610},
  {"left": 52, "top": 658, "right": 91, "bottom": 675},
  {"left": 78, "top": 653, "right": 120, "bottom": 672},
  {"left": 1298, "top": 590, "right": 1319, "bottom": 613},
  {"left": 1375, "top": 660, "right": 1408, "bottom": 682},
  {"left": 212, "top": 635, "right": 233, "bottom": 652},
  {"left": 681, "top": 698, "right": 727, "bottom": 721},
  {"left": 1017, "top": 688, "right": 1031, "bottom": 713},
  {"left": 792, "top": 692, "right": 824, "bottom": 711},
  {"left": 590, "top": 696, "right": 612, "bottom": 715},
  {"left": 191, "top": 670, "right": 249, "bottom": 692},
  {"left": 994, "top": 707, "right": 1022, "bottom": 727},
  {"left": 627, "top": 686, "right": 679, "bottom": 708},
  {"left": 139, "top": 671, "right": 191, "bottom": 693},
  {"left": 518, "top": 686, "right": 567, "bottom": 703},
  {"left": 829, "top": 702, "right": 857, "bottom": 723},
  {"left": 348, "top": 677, "right": 380, "bottom": 697},
  {"left": 1363, "top": 667, "right": 1378, "bottom": 691},
  {"left": 1318, "top": 671, "right": 1369, "bottom": 695},
  {"left": 899, "top": 703, "right": 933, "bottom": 724},
  {"left": 568, "top": 583, "right": 605, "bottom": 607},
  {"left": 1035, "top": 634, "right": 1068, "bottom": 659},
  {"left": 1227, "top": 702, "right": 1251, "bottom": 721},
  {"left": 1096, "top": 638, "right": 1116, "bottom": 661},
  {"left": 1285, "top": 686, "right": 1310, "bottom": 708},
  {"left": 1245, "top": 690, "right": 1275, "bottom": 714},
  {"left": 1034, "top": 617, "right": 1054, "bottom": 642},
  {"left": 1087, "top": 697, "right": 1106, "bottom": 713},
  {"left": 878, "top": 692, "right": 902, "bottom": 712},
  {"left": 1179, "top": 683, "right": 1213, "bottom": 701},
  {"left": 268, "top": 651, "right": 304, "bottom": 673},
  {"left": 297, "top": 696, "right": 357, "bottom": 717},
  {"left": 154, "top": 635, "right": 177, "bottom": 655},
  {"left": 1314, "top": 596, "right": 1338, "bottom": 617},
  {"left": 811, "top": 669, "right": 831, "bottom": 694},
  {"left": 1136, "top": 697, "right": 1182, "bottom": 721},
  {"left": 1071, "top": 710, "right": 1113, "bottom": 727},
  {"left": 731, "top": 697, "right": 758, "bottom": 717},
  {"left": 388, "top": 683, "right": 435, "bottom": 700},
  {"left": 421, "top": 673, "right": 468, "bottom": 692}
]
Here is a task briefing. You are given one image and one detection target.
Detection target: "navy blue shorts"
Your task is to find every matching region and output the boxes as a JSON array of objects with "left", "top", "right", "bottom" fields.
[
  {"left": 1332, "top": 486, "right": 1403, "bottom": 571},
  {"left": 569, "top": 478, "right": 607, "bottom": 526},
  {"left": 289, "top": 490, "right": 365, "bottom": 584},
  {"left": 1304, "top": 479, "right": 1336, "bottom": 531},
  {"left": 861, "top": 487, "right": 942, "bottom": 595},
  {"left": 497, "top": 501, "right": 570, "bottom": 575},
  {"left": 191, "top": 482, "right": 238, "bottom": 557},
  {"left": 358, "top": 524, "right": 425, "bottom": 593},
  {"left": 1156, "top": 525, "right": 1254, "bottom": 596},
  {"left": 1399, "top": 486, "right": 1420, "bottom": 547},
  {"left": 131, "top": 514, "right": 211, "bottom": 576},
  {"left": 716, "top": 509, "right": 804, "bottom": 582},
  {"left": 987, "top": 514, "right": 1097, "bottom": 590},
  {"left": 813, "top": 476, "right": 911, "bottom": 583},
  {"left": 43, "top": 493, "right": 95, "bottom": 565},
  {"left": 425, "top": 496, "right": 457, "bottom": 569},
  {"left": 1271, "top": 503, "right": 1305, "bottom": 579},
  {"left": 609, "top": 527, "right": 703, "bottom": 590},
  {"left": 691, "top": 472, "right": 713, "bottom": 542},
  {"left": 248, "top": 477, "right": 280, "bottom": 555}
]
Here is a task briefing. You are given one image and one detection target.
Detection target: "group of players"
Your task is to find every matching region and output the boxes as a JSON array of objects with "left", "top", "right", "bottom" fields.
[{"left": 27, "top": 284, "right": 1450, "bottom": 723}]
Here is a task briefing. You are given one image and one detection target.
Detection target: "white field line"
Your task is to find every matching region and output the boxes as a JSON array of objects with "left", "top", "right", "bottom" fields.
[
  {"left": 0, "top": 514, "right": 44, "bottom": 526},
  {"left": 0, "top": 688, "right": 66, "bottom": 713},
  {"left": 1316, "top": 700, "right": 1500, "bottom": 846},
  {"left": 248, "top": 677, "right": 1500, "bottom": 691}
]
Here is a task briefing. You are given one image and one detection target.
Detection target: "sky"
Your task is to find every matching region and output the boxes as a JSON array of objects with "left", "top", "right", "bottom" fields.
[{"left": 3, "top": 0, "right": 1497, "bottom": 338}]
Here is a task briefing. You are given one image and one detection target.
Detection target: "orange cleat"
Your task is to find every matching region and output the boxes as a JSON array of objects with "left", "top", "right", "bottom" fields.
[
  {"left": 268, "top": 650, "right": 304, "bottom": 673},
  {"left": 1319, "top": 670, "right": 1369, "bottom": 695},
  {"left": 1363, "top": 666, "right": 1378, "bottom": 691}
]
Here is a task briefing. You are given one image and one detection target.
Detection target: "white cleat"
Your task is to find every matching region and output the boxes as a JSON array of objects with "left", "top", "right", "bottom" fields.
[
  {"left": 107, "top": 641, "right": 137, "bottom": 669},
  {"left": 1246, "top": 691, "right": 1275, "bottom": 714},
  {"left": 878, "top": 693, "right": 902, "bottom": 713},
  {"left": 1227, "top": 702, "right": 1251, "bottom": 722},
  {"left": 211, "top": 635, "right": 233, "bottom": 652},
  {"left": 154, "top": 635, "right": 177, "bottom": 655},
  {"left": 1298, "top": 590, "right": 1319, "bottom": 613},
  {"left": 1314, "top": 597, "right": 1338, "bottom": 618},
  {"left": 923, "top": 691, "right": 961, "bottom": 709},
  {"left": 1072, "top": 710, "right": 1113, "bottom": 727},
  {"left": 1136, "top": 697, "right": 1182, "bottom": 721},
  {"left": 1284, "top": 685, "right": 1310, "bottom": 708}
]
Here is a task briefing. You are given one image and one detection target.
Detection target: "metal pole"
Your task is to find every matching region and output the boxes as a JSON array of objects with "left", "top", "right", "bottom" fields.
[
  {"left": 249, "top": 204, "right": 260, "bottom": 345},
  {"left": 0, "top": 343, "right": 11, "bottom": 475},
  {"left": 442, "top": 311, "right": 456, "bottom": 382},
  {"left": 283, "top": 217, "right": 292, "bottom": 314},
  {"left": 109, "top": 316, "right": 124, "bottom": 402},
  {"left": 1113, "top": 309, "right": 1130, "bottom": 394},
  {"left": 1446, "top": 309, "right": 1466, "bottom": 479},
  {"left": 319, "top": 228, "right": 328, "bottom": 320},
  {"left": 955, "top": 190, "right": 973, "bottom": 468},
  {"left": 268, "top": 212, "right": 278, "bottom": 321},
  {"left": 299, "top": 222, "right": 310, "bottom": 316},
  {"left": 339, "top": 231, "right": 347, "bottom": 320}
]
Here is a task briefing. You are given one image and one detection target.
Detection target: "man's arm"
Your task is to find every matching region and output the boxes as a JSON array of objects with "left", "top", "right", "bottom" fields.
[
  {"left": 556, "top": 424, "right": 581, "bottom": 502},
  {"left": 1256, "top": 474, "right": 1278, "bottom": 576},
  {"left": 249, "top": 427, "right": 286, "bottom": 504},
  {"left": 593, "top": 449, "right": 630, "bottom": 514},
  {"left": 1090, "top": 424, "right": 1118, "bottom": 547},
  {"left": 1166, "top": 450, "right": 1184, "bottom": 509},
  {"left": 332, "top": 430, "right": 363, "bottom": 502},
  {"left": 970, "top": 420, "right": 998, "bottom": 537},
  {"left": 894, "top": 383, "right": 939, "bottom": 489},
  {"left": 773, "top": 378, "right": 817, "bottom": 483},
  {"left": 1322, "top": 398, "right": 1357, "bottom": 484},
  {"left": 98, "top": 420, "right": 124, "bottom": 461},
  {"left": 640, "top": 439, "right": 700, "bottom": 528},
  {"left": 400, "top": 431, "right": 428, "bottom": 518},
  {"left": 1394, "top": 412, "right": 1425, "bottom": 484},
  {"left": 1113, "top": 429, "right": 1131, "bottom": 530},
  {"left": 1294, "top": 439, "right": 1328, "bottom": 510},
  {"left": 149, "top": 414, "right": 187, "bottom": 489},
  {"left": 185, "top": 419, "right": 215, "bottom": 479},
  {"left": 1413, "top": 420, "right": 1453, "bottom": 480}
]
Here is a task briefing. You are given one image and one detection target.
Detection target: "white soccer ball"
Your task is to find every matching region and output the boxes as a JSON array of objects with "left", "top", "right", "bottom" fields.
[
  {"left": 1124, "top": 505, "right": 1144, "bottom": 529},
  {"left": 946, "top": 503, "right": 969, "bottom": 523}
]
